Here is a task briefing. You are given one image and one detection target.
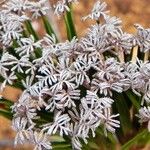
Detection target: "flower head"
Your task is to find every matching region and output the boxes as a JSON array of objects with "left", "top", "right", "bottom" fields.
[{"left": 83, "top": 0, "right": 109, "bottom": 21}]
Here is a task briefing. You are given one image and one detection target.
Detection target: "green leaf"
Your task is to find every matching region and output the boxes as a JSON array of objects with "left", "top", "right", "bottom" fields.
[
  {"left": 50, "top": 135, "right": 65, "bottom": 142},
  {"left": 8, "top": 40, "right": 20, "bottom": 59},
  {"left": 0, "top": 98, "right": 14, "bottom": 107},
  {"left": 52, "top": 143, "right": 71, "bottom": 150},
  {"left": 96, "top": 127, "right": 118, "bottom": 150},
  {"left": 113, "top": 92, "right": 132, "bottom": 135},
  {"left": 11, "top": 82, "right": 24, "bottom": 90},
  {"left": 0, "top": 109, "right": 13, "bottom": 120},
  {"left": 64, "top": 4, "right": 77, "bottom": 40},
  {"left": 0, "top": 76, "right": 4, "bottom": 82},
  {"left": 12, "top": 73, "right": 25, "bottom": 90},
  {"left": 125, "top": 90, "right": 140, "bottom": 111},
  {"left": 37, "top": 109, "right": 53, "bottom": 122},
  {"left": 0, "top": 98, "right": 13, "bottom": 120},
  {"left": 121, "top": 129, "right": 148, "bottom": 150},
  {"left": 88, "top": 141, "right": 99, "bottom": 149}
]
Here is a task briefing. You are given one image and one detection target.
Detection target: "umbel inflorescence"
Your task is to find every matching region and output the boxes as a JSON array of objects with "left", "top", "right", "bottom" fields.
[{"left": 0, "top": 0, "right": 150, "bottom": 150}]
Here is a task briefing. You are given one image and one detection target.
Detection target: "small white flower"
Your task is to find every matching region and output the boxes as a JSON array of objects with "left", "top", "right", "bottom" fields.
[
  {"left": 11, "top": 56, "right": 31, "bottom": 73},
  {"left": 50, "top": 70, "right": 75, "bottom": 93},
  {"left": 31, "top": 131, "right": 52, "bottom": 150},
  {"left": 134, "top": 24, "right": 150, "bottom": 53},
  {"left": 0, "top": 21, "right": 23, "bottom": 46},
  {"left": 22, "top": 75, "right": 35, "bottom": 90},
  {"left": 83, "top": 0, "right": 109, "bottom": 21},
  {"left": 0, "top": 52, "right": 17, "bottom": 66},
  {"left": 67, "top": 0, "right": 79, "bottom": 3},
  {"left": 25, "top": 63, "right": 37, "bottom": 75},
  {"left": 1, "top": 72, "right": 17, "bottom": 91},
  {"left": 0, "top": 52, "right": 12, "bottom": 77},
  {"left": 143, "top": 81, "right": 150, "bottom": 104},
  {"left": 77, "top": 105, "right": 100, "bottom": 139},
  {"left": 54, "top": 0, "right": 70, "bottom": 17},
  {"left": 12, "top": 92, "right": 37, "bottom": 126},
  {"left": 85, "top": 90, "right": 114, "bottom": 108},
  {"left": 53, "top": 89, "right": 80, "bottom": 108},
  {"left": 3, "top": 0, "right": 29, "bottom": 14},
  {"left": 101, "top": 108, "right": 120, "bottom": 135},
  {"left": 28, "top": 0, "right": 49, "bottom": 19},
  {"left": 16, "top": 35, "right": 41, "bottom": 57},
  {"left": 91, "top": 58, "right": 125, "bottom": 96},
  {"left": 42, "top": 34, "right": 57, "bottom": 45},
  {"left": 70, "top": 123, "right": 85, "bottom": 150},
  {"left": 104, "top": 16, "right": 122, "bottom": 35},
  {"left": 36, "top": 64, "right": 57, "bottom": 87},
  {"left": 43, "top": 111, "right": 71, "bottom": 136},
  {"left": 12, "top": 117, "right": 29, "bottom": 145},
  {"left": 137, "top": 107, "right": 150, "bottom": 131}
]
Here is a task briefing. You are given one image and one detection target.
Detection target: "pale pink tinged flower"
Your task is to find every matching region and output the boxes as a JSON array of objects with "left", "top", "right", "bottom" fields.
[
  {"left": 137, "top": 107, "right": 150, "bottom": 131},
  {"left": 83, "top": 1, "right": 109, "bottom": 21},
  {"left": 54, "top": 0, "right": 70, "bottom": 17},
  {"left": 42, "top": 111, "right": 71, "bottom": 136},
  {"left": 101, "top": 108, "right": 120, "bottom": 135}
]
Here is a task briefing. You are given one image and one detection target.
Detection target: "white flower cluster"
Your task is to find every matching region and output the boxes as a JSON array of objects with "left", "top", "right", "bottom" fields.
[
  {"left": 0, "top": 11, "right": 26, "bottom": 46},
  {"left": 3, "top": 0, "right": 48, "bottom": 18},
  {"left": 0, "top": 0, "right": 150, "bottom": 150},
  {"left": 0, "top": 0, "right": 49, "bottom": 47}
]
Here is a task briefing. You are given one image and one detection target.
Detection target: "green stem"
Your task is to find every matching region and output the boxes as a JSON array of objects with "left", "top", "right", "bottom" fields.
[
  {"left": 64, "top": 4, "right": 77, "bottom": 40},
  {"left": 25, "top": 20, "right": 42, "bottom": 57},
  {"left": 42, "top": 16, "right": 58, "bottom": 41},
  {"left": 25, "top": 20, "right": 39, "bottom": 41},
  {"left": 121, "top": 129, "right": 148, "bottom": 150}
]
